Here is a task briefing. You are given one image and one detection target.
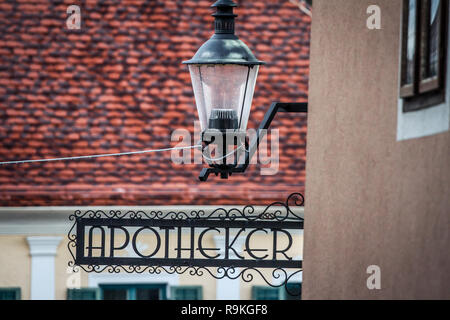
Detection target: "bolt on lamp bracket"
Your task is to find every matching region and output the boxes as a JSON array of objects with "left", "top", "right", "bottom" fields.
[{"left": 199, "top": 102, "right": 308, "bottom": 181}]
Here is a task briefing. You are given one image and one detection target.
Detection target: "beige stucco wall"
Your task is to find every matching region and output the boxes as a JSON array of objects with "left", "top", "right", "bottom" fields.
[
  {"left": 55, "top": 237, "right": 89, "bottom": 300},
  {"left": 0, "top": 234, "right": 88, "bottom": 300},
  {"left": 0, "top": 236, "right": 31, "bottom": 299},
  {"left": 303, "top": 0, "right": 450, "bottom": 299}
]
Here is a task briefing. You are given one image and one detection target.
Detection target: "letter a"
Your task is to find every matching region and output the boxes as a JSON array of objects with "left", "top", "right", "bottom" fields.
[
  {"left": 366, "top": 5, "right": 381, "bottom": 30},
  {"left": 366, "top": 265, "right": 381, "bottom": 290},
  {"left": 66, "top": 5, "right": 81, "bottom": 30}
]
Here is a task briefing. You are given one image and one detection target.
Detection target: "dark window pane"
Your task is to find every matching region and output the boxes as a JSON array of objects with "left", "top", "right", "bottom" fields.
[
  {"left": 103, "top": 288, "right": 127, "bottom": 300},
  {"left": 180, "top": 289, "right": 199, "bottom": 300},
  {"left": 252, "top": 287, "right": 280, "bottom": 300},
  {"left": 173, "top": 288, "right": 200, "bottom": 300},
  {"left": 171, "top": 286, "right": 202, "bottom": 300},
  {"left": 67, "top": 289, "right": 98, "bottom": 300},
  {"left": 284, "top": 283, "right": 302, "bottom": 300},
  {"left": 0, "top": 292, "right": 16, "bottom": 300},
  {"left": 136, "top": 288, "right": 160, "bottom": 300},
  {"left": 429, "top": 0, "right": 441, "bottom": 77},
  {"left": 406, "top": 0, "right": 418, "bottom": 84},
  {"left": 0, "top": 289, "right": 20, "bottom": 300},
  {"left": 261, "top": 289, "right": 279, "bottom": 300}
]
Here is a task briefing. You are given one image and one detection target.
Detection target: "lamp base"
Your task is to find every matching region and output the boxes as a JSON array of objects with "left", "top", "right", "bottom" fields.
[
  {"left": 199, "top": 102, "right": 308, "bottom": 181},
  {"left": 201, "top": 129, "right": 247, "bottom": 180}
]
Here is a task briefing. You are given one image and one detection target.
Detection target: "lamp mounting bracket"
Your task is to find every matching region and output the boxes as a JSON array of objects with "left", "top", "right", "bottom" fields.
[{"left": 199, "top": 102, "right": 308, "bottom": 181}]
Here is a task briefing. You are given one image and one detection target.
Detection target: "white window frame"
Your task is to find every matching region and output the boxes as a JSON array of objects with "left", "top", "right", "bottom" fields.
[{"left": 397, "top": 2, "right": 450, "bottom": 141}]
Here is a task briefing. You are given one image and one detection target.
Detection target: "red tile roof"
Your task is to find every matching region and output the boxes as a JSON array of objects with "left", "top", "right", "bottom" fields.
[{"left": 0, "top": 0, "right": 310, "bottom": 206}]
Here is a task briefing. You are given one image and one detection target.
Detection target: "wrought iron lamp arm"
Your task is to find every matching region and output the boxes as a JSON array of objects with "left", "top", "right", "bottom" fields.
[{"left": 199, "top": 102, "right": 308, "bottom": 181}]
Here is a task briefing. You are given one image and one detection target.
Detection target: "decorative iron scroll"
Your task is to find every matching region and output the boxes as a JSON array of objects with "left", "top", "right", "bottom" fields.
[{"left": 68, "top": 193, "right": 304, "bottom": 296}]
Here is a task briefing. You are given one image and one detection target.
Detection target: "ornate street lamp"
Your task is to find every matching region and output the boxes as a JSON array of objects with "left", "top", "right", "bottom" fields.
[
  {"left": 183, "top": 0, "right": 264, "bottom": 133},
  {"left": 184, "top": 0, "right": 308, "bottom": 181}
]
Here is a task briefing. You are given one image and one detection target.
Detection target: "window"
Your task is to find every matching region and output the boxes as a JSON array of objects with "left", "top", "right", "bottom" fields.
[
  {"left": 170, "top": 286, "right": 203, "bottom": 300},
  {"left": 0, "top": 288, "right": 21, "bottom": 300},
  {"left": 280, "top": 282, "right": 302, "bottom": 300},
  {"left": 252, "top": 286, "right": 281, "bottom": 300},
  {"left": 67, "top": 288, "right": 99, "bottom": 300},
  {"left": 400, "top": 0, "right": 448, "bottom": 111},
  {"left": 99, "top": 284, "right": 167, "bottom": 300},
  {"left": 252, "top": 283, "right": 302, "bottom": 300},
  {"left": 69, "top": 284, "right": 199, "bottom": 300}
]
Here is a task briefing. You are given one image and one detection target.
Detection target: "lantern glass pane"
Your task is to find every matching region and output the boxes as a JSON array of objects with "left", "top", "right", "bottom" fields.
[{"left": 189, "top": 64, "right": 259, "bottom": 131}]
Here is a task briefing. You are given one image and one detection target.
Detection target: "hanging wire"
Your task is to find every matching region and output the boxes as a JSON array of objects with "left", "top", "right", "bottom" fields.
[
  {"left": 0, "top": 142, "right": 251, "bottom": 165},
  {"left": 0, "top": 144, "right": 202, "bottom": 165},
  {"left": 201, "top": 143, "right": 248, "bottom": 162}
]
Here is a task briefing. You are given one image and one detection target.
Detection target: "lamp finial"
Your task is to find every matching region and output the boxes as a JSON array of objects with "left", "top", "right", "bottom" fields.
[{"left": 211, "top": 0, "right": 238, "bottom": 34}]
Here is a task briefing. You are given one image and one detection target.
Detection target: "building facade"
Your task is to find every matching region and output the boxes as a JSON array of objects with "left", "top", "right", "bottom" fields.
[
  {"left": 0, "top": 205, "right": 303, "bottom": 300},
  {"left": 0, "top": 0, "right": 310, "bottom": 300},
  {"left": 304, "top": 0, "right": 450, "bottom": 299}
]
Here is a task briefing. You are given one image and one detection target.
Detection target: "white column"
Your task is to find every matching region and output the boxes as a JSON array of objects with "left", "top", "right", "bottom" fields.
[
  {"left": 27, "top": 236, "right": 62, "bottom": 300},
  {"left": 214, "top": 235, "right": 245, "bottom": 300}
]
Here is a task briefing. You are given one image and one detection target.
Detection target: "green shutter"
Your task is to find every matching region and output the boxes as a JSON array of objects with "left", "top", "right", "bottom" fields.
[
  {"left": 280, "top": 282, "right": 302, "bottom": 300},
  {"left": 100, "top": 284, "right": 168, "bottom": 300},
  {"left": 252, "top": 286, "right": 280, "bottom": 300},
  {"left": 0, "top": 288, "right": 21, "bottom": 300},
  {"left": 171, "top": 286, "right": 203, "bottom": 300},
  {"left": 67, "top": 288, "right": 99, "bottom": 300}
]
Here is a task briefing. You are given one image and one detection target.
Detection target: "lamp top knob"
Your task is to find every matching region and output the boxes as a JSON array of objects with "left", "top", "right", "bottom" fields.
[{"left": 211, "top": 0, "right": 237, "bottom": 8}]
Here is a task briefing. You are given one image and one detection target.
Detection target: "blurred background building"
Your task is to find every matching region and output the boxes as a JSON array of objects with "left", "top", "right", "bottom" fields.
[{"left": 0, "top": 0, "right": 310, "bottom": 300}]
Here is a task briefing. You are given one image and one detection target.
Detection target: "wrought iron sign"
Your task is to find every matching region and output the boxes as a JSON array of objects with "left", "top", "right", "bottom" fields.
[{"left": 68, "top": 193, "right": 304, "bottom": 295}]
